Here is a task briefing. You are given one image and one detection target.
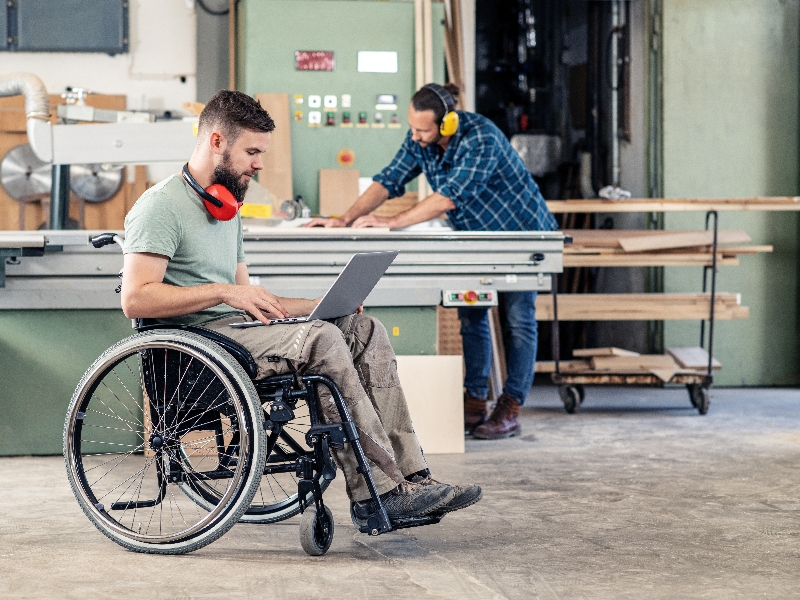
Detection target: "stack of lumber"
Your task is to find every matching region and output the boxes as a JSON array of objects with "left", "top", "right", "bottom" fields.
[
  {"left": 562, "top": 229, "right": 772, "bottom": 267},
  {"left": 535, "top": 293, "right": 748, "bottom": 321},
  {"left": 535, "top": 346, "right": 721, "bottom": 383}
]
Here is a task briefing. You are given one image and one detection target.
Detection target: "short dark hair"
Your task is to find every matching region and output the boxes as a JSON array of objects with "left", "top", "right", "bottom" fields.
[
  {"left": 198, "top": 90, "right": 275, "bottom": 142},
  {"left": 411, "top": 83, "right": 461, "bottom": 123}
]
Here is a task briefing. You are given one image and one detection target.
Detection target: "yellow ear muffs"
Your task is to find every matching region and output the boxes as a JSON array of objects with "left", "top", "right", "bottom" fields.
[
  {"left": 439, "top": 110, "right": 459, "bottom": 137},
  {"left": 422, "top": 83, "right": 459, "bottom": 137}
]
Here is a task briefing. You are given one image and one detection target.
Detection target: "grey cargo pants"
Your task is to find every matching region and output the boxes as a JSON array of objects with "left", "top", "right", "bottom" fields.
[{"left": 204, "top": 313, "right": 428, "bottom": 502}]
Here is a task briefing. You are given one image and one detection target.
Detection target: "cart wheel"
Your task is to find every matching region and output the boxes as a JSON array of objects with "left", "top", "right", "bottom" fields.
[
  {"left": 687, "top": 384, "right": 710, "bottom": 415},
  {"left": 575, "top": 384, "right": 586, "bottom": 404},
  {"left": 559, "top": 385, "right": 581, "bottom": 414},
  {"left": 300, "top": 504, "right": 334, "bottom": 556}
]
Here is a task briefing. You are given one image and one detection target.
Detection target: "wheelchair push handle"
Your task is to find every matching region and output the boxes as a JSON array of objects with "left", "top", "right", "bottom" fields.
[{"left": 91, "top": 233, "right": 125, "bottom": 250}]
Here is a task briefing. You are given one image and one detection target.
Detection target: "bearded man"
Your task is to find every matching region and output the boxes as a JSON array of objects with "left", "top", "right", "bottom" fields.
[{"left": 121, "top": 90, "right": 482, "bottom": 524}]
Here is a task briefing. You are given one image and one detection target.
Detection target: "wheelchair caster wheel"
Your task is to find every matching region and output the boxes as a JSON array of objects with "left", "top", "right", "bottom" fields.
[
  {"left": 300, "top": 505, "right": 334, "bottom": 556},
  {"left": 559, "top": 385, "right": 581, "bottom": 414}
]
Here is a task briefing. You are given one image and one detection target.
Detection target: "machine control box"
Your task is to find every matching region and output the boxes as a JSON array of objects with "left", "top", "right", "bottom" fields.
[{"left": 442, "top": 290, "right": 499, "bottom": 307}]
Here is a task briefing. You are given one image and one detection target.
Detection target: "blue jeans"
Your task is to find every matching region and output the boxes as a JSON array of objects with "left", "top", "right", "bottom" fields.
[{"left": 458, "top": 291, "right": 538, "bottom": 405}]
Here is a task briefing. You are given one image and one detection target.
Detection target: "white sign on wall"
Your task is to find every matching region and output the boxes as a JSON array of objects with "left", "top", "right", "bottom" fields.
[{"left": 357, "top": 51, "right": 399, "bottom": 74}]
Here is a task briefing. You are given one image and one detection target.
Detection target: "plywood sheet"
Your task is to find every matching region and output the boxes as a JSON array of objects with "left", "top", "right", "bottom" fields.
[
  {"left": 319, "top": 169, "right": 360, "bottom": 217},
  {"left": 254, "top": 93, "right": 292, "bottom": 201},
  {"left": 396, "top": 355, "right": 464, "bottom": 454},
  {"left": 667, "top": 347, "right": 722, "bottom": 370}
]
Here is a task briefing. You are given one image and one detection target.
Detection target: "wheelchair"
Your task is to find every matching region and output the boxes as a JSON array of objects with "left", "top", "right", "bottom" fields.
[{"left": 63, "top": 234, "right": 443, "bottom": 556}]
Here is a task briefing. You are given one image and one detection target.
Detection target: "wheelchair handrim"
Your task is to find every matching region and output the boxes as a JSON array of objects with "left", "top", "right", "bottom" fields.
[{"left": 65, "top": 339, "right": 253, "bottom": 545}]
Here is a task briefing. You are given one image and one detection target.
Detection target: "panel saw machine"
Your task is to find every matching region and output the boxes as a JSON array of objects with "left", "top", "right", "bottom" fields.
[{"left": 0, "top": 73, "right": 566, "bottom": 349}]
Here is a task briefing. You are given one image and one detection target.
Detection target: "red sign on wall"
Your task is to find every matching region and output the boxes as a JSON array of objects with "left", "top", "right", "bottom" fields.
[{"left": 295, "top": 51, "right": 335, "bottom": 72}]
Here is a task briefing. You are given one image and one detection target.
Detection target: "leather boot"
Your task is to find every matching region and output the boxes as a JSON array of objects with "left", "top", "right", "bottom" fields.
[
  {"left": 472, "top": 394, "right": 521, "bottom": 439},
  {"left": 464, "top": 393, "right": 488, "bottom": 432}
]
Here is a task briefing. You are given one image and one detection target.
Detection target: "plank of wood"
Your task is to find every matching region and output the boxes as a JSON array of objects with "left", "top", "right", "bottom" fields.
[
  {"left": 548, "top": 197, "right": 800, "bottom": 213},
  {"left": 564, "top": 253, "right": 740, "bottom": 268},
  {"left": 573, "top": 347, "right": 640, "bottom": 358},
  {"left": 535, "top": 293, "right": 747, "bottom": 321},
  {"left": 254, "top": 93, "right": 292, "bottom": 201},
  {"left": 319, "top": 169, "right": 360, "bottom": 217},
  {"left": 667, "top": 347, "right": 722, "bottom": 370},
  {"left": 619, "top": 230, "right": 751, "bottom": 253},
  {"left": 535, "top": 360, "right": 592, "bottom": 373},
  {"left": 591, "top": 355, "right": 677, "bottom": 371}
]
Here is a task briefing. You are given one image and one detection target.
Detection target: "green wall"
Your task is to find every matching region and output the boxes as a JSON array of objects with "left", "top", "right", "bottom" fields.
[
  {"left": 0, "top": 311, "right": 135, "bottom": 456},
  {"left": 238, "top": 0, "right": 445, "bottom": 211},
  {"left": 661, "top": 0, "right": 800, "bottom": 385}
]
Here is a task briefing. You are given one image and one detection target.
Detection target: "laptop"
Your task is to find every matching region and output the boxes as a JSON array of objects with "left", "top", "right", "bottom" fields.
[{"left": 229, "top": 251, "right": 398, "bottom": 328}]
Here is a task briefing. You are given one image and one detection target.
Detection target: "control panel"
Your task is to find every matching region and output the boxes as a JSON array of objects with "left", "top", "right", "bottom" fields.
[{"left": 442, "top": 290, "right": 499, "bottom": 308}]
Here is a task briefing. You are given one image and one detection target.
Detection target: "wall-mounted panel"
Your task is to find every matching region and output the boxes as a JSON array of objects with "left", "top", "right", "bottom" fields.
[{"left": 3, "top": 0, "right": 128, "bottom": 54}]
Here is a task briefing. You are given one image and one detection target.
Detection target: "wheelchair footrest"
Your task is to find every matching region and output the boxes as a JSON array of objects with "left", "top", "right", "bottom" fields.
[{"left": 359, "top": 512, "right": 445, "bottom": 536}]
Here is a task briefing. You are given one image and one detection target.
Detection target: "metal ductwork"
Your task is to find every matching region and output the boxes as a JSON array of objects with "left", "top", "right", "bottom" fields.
[{"left": 0, "top": 72, "right": 53, "bottom": 163}]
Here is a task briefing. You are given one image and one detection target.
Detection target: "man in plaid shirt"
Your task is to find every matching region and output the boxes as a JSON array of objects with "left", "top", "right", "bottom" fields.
[{"left": 307, "top": 83, "right": 558, "bottom": 440}]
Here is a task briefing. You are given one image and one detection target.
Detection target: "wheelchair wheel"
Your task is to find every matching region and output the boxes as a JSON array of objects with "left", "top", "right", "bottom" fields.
[
  {"left": 178, "top": 387, "right": 331, "bottom": 524},
  {"left": 64, "top": 330, "right": 267, "bottom": 554},
  {"left": 299, "top": 504, "right": 334, "bottom": 556}
]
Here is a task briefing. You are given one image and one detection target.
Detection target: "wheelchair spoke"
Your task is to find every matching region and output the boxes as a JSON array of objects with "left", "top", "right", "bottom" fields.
[{"left": 67, "top": 333, "right": 265, "bottom": 549}]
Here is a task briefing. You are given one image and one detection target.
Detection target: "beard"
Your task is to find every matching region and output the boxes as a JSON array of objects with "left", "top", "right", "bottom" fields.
[{"left": 212, "top": 151, "right": 251, "bottom": 204}]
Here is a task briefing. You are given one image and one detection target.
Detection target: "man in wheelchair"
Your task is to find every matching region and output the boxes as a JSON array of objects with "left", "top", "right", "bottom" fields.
[{"left": 120, "top": 90, "right": 481, "bottom": 527}]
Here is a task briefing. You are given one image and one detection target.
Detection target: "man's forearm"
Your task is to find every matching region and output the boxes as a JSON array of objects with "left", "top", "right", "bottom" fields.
[
  {"left": 122, "top": 281, "right": 232, "bottom": 319},
  {"left": 387, "top": 192, "right": 455, "bottom": 229},
  {"left": 339, "top": 182, "right": 390, "bottom": 225}
]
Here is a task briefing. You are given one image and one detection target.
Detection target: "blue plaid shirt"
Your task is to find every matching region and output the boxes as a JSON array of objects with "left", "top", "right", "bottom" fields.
[{"left": 373, "top": 111, "right": 558, "bottom": 232}]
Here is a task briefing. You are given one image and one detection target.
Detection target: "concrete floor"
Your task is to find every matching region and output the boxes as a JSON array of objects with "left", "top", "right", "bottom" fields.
[{"left": 1, "top": 385, "right": 799, "bottom": 599}]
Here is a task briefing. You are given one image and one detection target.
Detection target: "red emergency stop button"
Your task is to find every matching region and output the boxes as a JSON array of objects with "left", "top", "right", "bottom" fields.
[{"left": 464, "top": 290, "right": 478, "bottom": 305}]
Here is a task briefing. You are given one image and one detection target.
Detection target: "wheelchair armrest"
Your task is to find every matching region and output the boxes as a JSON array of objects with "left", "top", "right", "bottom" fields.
[{"left": 135, "top": 322, "right": 259, "bottom": 379}]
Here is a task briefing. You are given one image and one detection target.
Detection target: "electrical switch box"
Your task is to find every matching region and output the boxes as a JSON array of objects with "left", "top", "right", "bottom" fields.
[{"left": 441, "top": 290, "right": 499, "bottom": 308}]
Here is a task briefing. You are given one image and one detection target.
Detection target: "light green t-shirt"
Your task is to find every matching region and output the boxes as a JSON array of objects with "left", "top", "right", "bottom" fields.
[{"left": 123, "top": 174, "right": 246, "bottom": 325}]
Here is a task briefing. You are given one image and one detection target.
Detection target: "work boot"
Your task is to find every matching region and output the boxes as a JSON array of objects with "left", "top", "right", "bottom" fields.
[
  {"left": 351, "top": 480, "right": 455, "bottom": 524},
  {"left": 464, "top": 392, "right": 488, "bottom": 432},
  {"left": 408, "top": 473, "right": 482, "bottom": 514},
  {"left": 472, "top": 394, "right": 521, "bottom": 440}
]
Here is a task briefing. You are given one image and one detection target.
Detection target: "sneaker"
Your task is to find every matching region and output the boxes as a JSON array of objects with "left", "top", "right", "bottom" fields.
[
  {"left": 409, "top": 474, "right": 482, "bottom": 513},
  {"left": 351, "top": 480, "right": 454, "bottom": 524}
]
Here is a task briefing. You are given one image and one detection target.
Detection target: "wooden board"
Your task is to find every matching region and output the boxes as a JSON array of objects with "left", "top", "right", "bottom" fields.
[
  {"left": 667, "top": 347, "right": 722, "bottom": 370},
  {"left": 536, "top": 293, "right": 748, "bottom": 321},
  {"left": 396, "top": 355, "right": 464, "bottom": 454},
  {"left": 254, "top": 93, "right": 292, "bottom": 201},
  {"left": 548, "top": 197, "right": 800, "bottom": 213},
  {"left": 573, "top": 347, "right": 640, "bottom": 358},
  {"left": 319, "top": 169, "right": 360, "bottom": 217},
  {"left": 591, "top": 354, "right": 677, "bottom": 371},
  {"left": 564, "top": 253, "right": 741, "bottom": 268},
  {"left": 619, "top": 230, "right": 751, "bottom": 253}
]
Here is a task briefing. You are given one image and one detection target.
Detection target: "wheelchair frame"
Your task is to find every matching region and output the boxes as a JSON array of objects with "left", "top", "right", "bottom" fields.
[{"left": 64, "top": 233, "right": 442, "bottom": 556}]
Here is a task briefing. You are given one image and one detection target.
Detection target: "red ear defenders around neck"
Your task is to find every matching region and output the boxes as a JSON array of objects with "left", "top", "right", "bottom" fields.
[{"left": 182, "top": 163, "right": 242, "bottom": 221}]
